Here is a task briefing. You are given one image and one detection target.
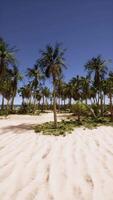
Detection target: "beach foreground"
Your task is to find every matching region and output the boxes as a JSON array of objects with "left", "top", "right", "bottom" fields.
[{"left": 0, "top": 113, "right": 113, "bottom": 200}]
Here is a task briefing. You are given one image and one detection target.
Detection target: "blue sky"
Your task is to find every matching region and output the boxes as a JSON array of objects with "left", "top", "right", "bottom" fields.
[{"left": 0, "top": 0, "right": 113, "bottom": 104}]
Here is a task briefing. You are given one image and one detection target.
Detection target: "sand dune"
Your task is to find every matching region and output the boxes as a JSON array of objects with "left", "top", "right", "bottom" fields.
[{"left": 0, "top": 113, "right": 113, "bottom": 200}]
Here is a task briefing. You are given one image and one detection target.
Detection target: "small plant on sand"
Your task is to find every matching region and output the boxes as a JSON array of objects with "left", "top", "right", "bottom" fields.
[{"left": 82, "top": 116, "right": 113, "bottom": 129}]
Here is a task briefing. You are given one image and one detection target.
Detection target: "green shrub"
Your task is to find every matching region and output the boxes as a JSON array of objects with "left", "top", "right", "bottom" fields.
[
  {"left": 34, "top": 120, "right": 80, "bottom": 136},
  {"left": 90, "top": 104, "right": 99, "bottom": 116},
  {"left": 18, "top": 103, "right": 40, "bottom": 115},
  {"left": 71, "top": 102, "right": 89, "bottom": 116},
  {"left": 0, "top": 109, "right": 9, "bottom": 116}
]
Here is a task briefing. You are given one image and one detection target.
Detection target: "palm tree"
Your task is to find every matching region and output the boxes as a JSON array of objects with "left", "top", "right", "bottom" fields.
[
  {"left": 85, "top": 55, "right": 108, "bottom": 116},
  {"left": 56, "top": 78, "right": 66, "bottom": 112},
  {"left": 27, "top": 64, "right": 43, "bottom": 105},
  {"left": 0, "top": 38, "right": 16, "bottom": 77},
  {"left": 0, "top": 38, "right": 16, "bottom": 111},
  {"left": 18, "top": 84, "right": 32, "bottom": 105},
  {"left": 41, "top": 86, "right": 50, "bottom": 110},
  {"left": 35, "top": 90, "right": 42, "bottom": 106},
  {"left": 80, "top": 76, "right": 90, "bottom": 104},
  {"left": 10, "top": 65, "right": 22, "bottom": 110},
  {"left": 1, "top": 69, "right": 13, "bottom": 111},
  {"left": 106, "top": 71, "right": 113, "bottom": 121},
  {"left": 69, "top": 75, "right": 82, "bottom": 122},
  {"left": 39, "top": 43, "right": 66, "bottom": 127},
  {"left": 69, "top": 75, "right": 82, "bottom": 102}
]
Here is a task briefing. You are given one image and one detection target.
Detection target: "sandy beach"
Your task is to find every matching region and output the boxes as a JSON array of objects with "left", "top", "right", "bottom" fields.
[{"left": 0, "top": 113, "right": 113, "bottom": 200}]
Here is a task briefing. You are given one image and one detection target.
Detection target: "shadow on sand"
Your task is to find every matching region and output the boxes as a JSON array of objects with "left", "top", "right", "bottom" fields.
[{"left": 0, "top": 123, "right": 36, "bottom": 135}]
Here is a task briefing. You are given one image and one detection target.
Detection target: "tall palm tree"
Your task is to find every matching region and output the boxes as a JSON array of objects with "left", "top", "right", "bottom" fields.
[
  {"left": 39, "top": 43, "right": 66, "bottom": 127},
  {"left": 41, "top": 86, "right": 50, "bottom": 110},
  {"left": 0, "top": 38, "right": 16, "bottom": 111},
  {"left": 1, "top": 69, "right": 13, "bottom": 111},
  {"left": 10, "top": 65, "right": 22, "bottom": 110},
  {"left": 63, "top": 82, "right": 73, "bottom": 107},
  {"left": 69, "top": 75, "right": 82, "bottom": 102},
  {"left": 18, "top": 87, "right": 26, "bottom": 105},
  {"left": 80, "top": 76, "right": 90, "bottom": 104},
  {"left": 85, "top": 55, "right": 108, "bottom": 116},
  {"left": 0, "top": 38, "right": 16, "bottom": 76},
  {"left": 18, "top": 84, "right": 32, "bottom": 105},
  {"left": 106, "top": 71, "right": 113, "bottom": 121},
  {"left": 27, "top": 64, "right": 43, "bottom": 105},
  {"left": 69, "top": 75, "right": 82, "bottom": 121},
  {"left": 56, "top": 78, "right": 66, "bottom": 112}
]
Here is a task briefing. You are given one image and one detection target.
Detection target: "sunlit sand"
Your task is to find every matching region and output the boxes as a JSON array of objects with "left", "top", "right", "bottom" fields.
[{"left": 0, "top": 113, "right": 113, "bottom": 200}]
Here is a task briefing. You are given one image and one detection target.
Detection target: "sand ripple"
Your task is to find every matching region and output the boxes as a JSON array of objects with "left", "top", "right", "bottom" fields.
[{"left": 0, "top": 114, "right": 113, "bottom": 200}]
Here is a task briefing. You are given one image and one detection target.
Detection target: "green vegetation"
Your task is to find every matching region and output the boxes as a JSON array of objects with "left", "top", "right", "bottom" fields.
[
  {"left": 34, "top": 120, "right": 78, "bottom": 136},
  {"left": 35, "top": 117, "right": 113, "bottom": 136},
  {"left": 0, "top": 37, "right": 113, "bottom": 135}
]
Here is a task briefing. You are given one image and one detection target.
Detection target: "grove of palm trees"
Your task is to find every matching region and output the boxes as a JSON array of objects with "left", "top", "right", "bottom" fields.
[{"left": 0, "top": 38, "right": 113, "bottom": 135}]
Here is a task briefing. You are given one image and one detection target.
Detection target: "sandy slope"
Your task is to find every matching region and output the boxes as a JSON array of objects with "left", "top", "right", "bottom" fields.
[{"left": 0, "top": 113, "right": 113, "bottom": 200}]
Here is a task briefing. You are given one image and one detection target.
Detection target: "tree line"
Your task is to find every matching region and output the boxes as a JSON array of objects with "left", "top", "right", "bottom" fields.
[{"left": 0, "top": 38, "right": 113, "bottom": 127}]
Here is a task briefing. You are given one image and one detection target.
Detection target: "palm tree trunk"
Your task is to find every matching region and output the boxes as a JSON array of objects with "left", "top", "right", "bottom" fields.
[
  {"left": 103, "top": 94, "right": 106, "bottom": 114},
  {"left": 77, "top": 102, "right": 81, "bottom": 123},
  {"left": 34, "top": 92, "right": 36, "bottom": 106},
  {"left": 64, "top": 99, "right": 66, "bottom": 106},
  {"left": 7, "top": 100, "right": 10, "bottom": 112},
  {"left": 109, "top": 92, "right": 113, "bottom": 122},
  {"left": 85, "top": 98, "right": 88, "bottom": 105},
  {"left": 42, "top": 95, "right": 44, "bottom": 111},
  {"left": 22, "top": 97, "right": 25, "bottom": 105},
  {"left": 97, "top": 91, "right": 100, "bottom": 105},
  {"left": 69, "top": 97, "right": 72, "bottom": 106},
  {"left": 58, "top": 96, "right": 61, "bottom": 113},
  {"left": 11, "top": 95, "right": 15, "bottom": 111},
  {"left": 100, "top": 91, "right": 103, "bottom": 117},
  {"left": 53, "top": 82, "right": 57, "bottom": 128},
  {"left": 1, "top": 95, "right": 4, "bottom": 110}
]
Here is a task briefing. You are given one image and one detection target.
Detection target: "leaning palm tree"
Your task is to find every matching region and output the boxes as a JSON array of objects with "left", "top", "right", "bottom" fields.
[{"left": 39, "top": 43, "right": 66, "bottom": 127}]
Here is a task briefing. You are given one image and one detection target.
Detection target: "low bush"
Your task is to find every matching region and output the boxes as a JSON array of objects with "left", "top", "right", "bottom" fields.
[
  {"left": 34, "top": 120, "right": 80, "bottom": 136},
  {"left": 18, "top": 103, "right": 40, "bottom": 115}
]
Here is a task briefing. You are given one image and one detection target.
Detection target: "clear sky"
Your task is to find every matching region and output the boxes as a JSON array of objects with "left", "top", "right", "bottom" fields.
[{"left": 0, "top": 0, "right": 113, "bottom": 104}]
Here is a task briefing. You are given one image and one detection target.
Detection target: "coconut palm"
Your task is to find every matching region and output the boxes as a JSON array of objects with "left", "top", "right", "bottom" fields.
[
  {"left": 56, "top": 78, "right": 66, "bottom": 112},
  {"left": 0, "top": 38, "right": 17, "bottom": 111},
  {"left": 10, "top": 65, "right": 22, "bottom": 110},
  {"left": 41, "top": 86, "right": 50, "bottom": 110},
  {"left": 39, "top": 43, "right": 66, "bottom": 127},
  {"left": 27, "top": 64, "right": 43, "bottom": 105},
  {"left": 63, "top": 82, "right": 73, "bottom": 107},
  {"left": 85, "top": 55, "right": 108, "bottom": 116},
  {"left": 80, "top": 76, "right": 90, "bottom": 104},
  {"left": 106, "top": 71, "right": 113, "bottom": 121},
  {"left": 1, "top": 69, "right": 13, "bottom": 111},
  {"left": 0, "top": 38, "right": 16, "bottom": 76},
  {"left": 19, "top": 84, "right": 32, "bottom": 105}
]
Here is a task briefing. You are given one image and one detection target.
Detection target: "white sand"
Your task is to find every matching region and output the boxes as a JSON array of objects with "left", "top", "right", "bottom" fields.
[{"left": 0, "top": 113, "right": 113, "bottom": 200}]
